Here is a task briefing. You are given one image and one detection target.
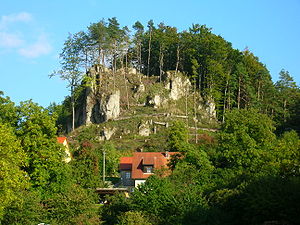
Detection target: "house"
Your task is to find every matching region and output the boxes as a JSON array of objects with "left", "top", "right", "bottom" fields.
[
  {"left": 57, "top": 137, "right": 72, "bottom": 163},
  {"left": 119, "top": 152, "right": 179, "bottom": 188}
]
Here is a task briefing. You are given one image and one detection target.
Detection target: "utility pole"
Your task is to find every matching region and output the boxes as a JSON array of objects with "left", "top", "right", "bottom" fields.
[{"left": 103, "top": 150, "right": 106, "bottom": 183}]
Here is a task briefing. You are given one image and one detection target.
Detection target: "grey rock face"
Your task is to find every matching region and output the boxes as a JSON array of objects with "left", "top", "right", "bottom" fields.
[
  {"left": 164, "top": 71, "right": 191, "bottom": 100},
  {"left": 85, "top": 89, "right": 95, "bottom": 125},
  {"left": 138, "top": 121, "right": 151, "bottom": 136},
  {"left": 78, "top": 89, "right": 120, "bottom": 126},
  {"left": 134, "top": 83, "right": 145, "bottom": 93},
  {"left": 197, "top": 97, "right": 217, "bottom": 120},
  {"left": 98, "top": 127, "right": 117, "bottom": 141},
  {"left": 206, "top": 97, "right": 217, "bottom": 120},
  {"left": 147, "top": 95, "right": 161, "bottom": 108},
  {"left": 102, "top": 90, "right": 120, "bottom": 121}
]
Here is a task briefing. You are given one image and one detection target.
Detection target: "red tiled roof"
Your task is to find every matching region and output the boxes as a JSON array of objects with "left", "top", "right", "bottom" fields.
[
  {"left": 119, "top": 152, "right": 179, "bottom": 179},
  {"left": 120, "top": 157, "right": 133, "bottom": 164},
  {"left": 120, "top": 157, "right": 133, "bottom": 170},
  {"left": 142, "top": 157, "right": 155, "bottom": 165},
  {"left": 57, "top": 137, "right": 67, "bottom": 144}
]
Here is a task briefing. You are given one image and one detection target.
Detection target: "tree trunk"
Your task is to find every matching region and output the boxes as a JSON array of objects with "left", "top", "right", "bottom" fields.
[
  {"left": 102, "top": 49, "right": 105, "bottom": 67},
  {"left": 113, "top": 41, "right": 117, "bottom": 91},
  {"left": 237, "top": 75, "right": 241, "bottom": 109},
  {"left": 228, "top": 89, "right": 231, "bottom": 110},
  {"left": 71, "top": 86, "right": 75, "bottom": 131},
  {"left": 147, "top": 28, "right": 152, "bottom": 77},
  {"left": 139, "top": 42, "right": 142, "bottom": 74},
  {"left": 175, "top": 44, "right": 180, "bottom": 74},
  {"left": 193, "top": 79, "right": 198, "bottom": 143},
  {"left": 98, "top": 44, "right": 101, "bottom": 66},
  {"left": 159, "top": 45, "right": 164, "bottom": 82},
  {"left": 136, "top": 41, "right": 142, "bottom": 83},
  {"left": 124, "top": 53, "right": 130, "bottom": 110},
  {"left": 283, "top": 99, "right": 287, "bottom": 122},
  {"left": 222, "top": 77, "right": 229, "bottom": 123},
  {"left": 257, "top": 79, "right": 261, "bottom": 101},
  {"left": 85, "top": 51, "right": 88, "bottom": 73}
]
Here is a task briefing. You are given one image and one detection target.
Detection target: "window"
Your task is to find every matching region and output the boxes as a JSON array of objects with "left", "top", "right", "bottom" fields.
[
  {"left": 143, "top": 165, "right": 154, "bottom": 173},
  {"left": 125, "top": 172, "right": 131, "bottom": 179}
]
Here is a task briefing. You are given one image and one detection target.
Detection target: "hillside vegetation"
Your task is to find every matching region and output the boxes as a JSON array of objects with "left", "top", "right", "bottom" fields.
[{"left": 1, "top": 17, "right": 300, "bottom": 225}]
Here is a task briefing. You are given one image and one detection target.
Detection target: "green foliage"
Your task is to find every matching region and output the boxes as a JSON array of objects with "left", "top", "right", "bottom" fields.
[
  {"left": 0, "top": 91, "right": 18, "bottom": 127},
  {"left": 222, "top": 176, "right": 300, "bottom": 225},
  {"left": 275, "top": 69, "right": 300, "bottom": 134},
  {"left": 101, "top": 193, "right": 133, "bottom": 225},
  {"left": 180, "top": 147, "right": 214, "bottom": 185},
  {"left": 117, "top": 211, "right": 152, "bottom": 225},
  {"left": 2, "top": 190, "right": 45, "bottom": 225},
  {"left": 102, "top": 142, "right": 121, "bottom": 176},
  {"left": 71, "top": 140, "right": 103, "bottom": 188},
  {"left": 71, "top": 140, "right": 120, "bottom": 189},
  {"left": 167, "top": 120, "right": 189, "bottom": 152},
  {"left": 100, "top": 107, "right": 299, "bottom": 225},
  {"left": 130, "top": 175, "right": 209, "bottom": 225},
  {"left": 217, "top": 109, "right": 276, "bottom": 172},
  {"left": 0, "top": 123, "right": 28, "bottom": 219},
  {"left": 0, "top": 96, "right": 101, "bottom": 224},
  {"left": 273, "top": 130, "right": 300, "bottom": 176},
  {"left": 47, "top": 101, "right": 71, "bottom": 134},
  {"left": 16, "top": 101, "right": 71, "bottom": 196},
  {"left": 43, "top": 184, "right": 100, "bottom": 225},
  {"left": 132, "top": 176, "right": 181, "bottom": 224}
]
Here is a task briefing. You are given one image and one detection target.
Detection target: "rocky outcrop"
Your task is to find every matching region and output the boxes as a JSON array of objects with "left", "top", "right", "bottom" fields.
[
  {"left": 102, "top": 90, "right": 120, "bottom": 121},
  {"left": 85, "top": 89, "right": 95, "bottom": 125},
  {"left": 147, "top": 95, "right": 161, "bottom": 108},
  {"left": 164, "top": 71, "right": 191, "bottom": 100},
  {"left": 206, "top": 97, "right": 217, "bottom": 120},
  {"left": 198, "top": 97, "right": 217, "bottom": 120},
  {"left": 117, "top": 67, "right": 137, "bottom": 74},
  {"left": 74, "top": 67, "right": 217, "bottom": 130},
  {"left": 133, "top": 83, "right": 145, "bottom": 99},
  {"left": 98, "top": 127, "right": 117, "bottom": 141},
  {"left": 138, "top": 121, "right": 151, "bottom": 136},
  {"left": 77, "top": 89, "right": 120, "bottom": 126}
]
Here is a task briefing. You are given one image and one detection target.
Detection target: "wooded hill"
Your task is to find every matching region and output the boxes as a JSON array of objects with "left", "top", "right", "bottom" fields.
[
  {"left": 1, "top": 17, "right": 300, "bottom": 225},
  {"left": 52, "top": 17, "right": 300, "bottom": 134}
]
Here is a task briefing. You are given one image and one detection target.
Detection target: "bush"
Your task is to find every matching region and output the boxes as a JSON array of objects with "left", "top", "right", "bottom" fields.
[{"left": 117, "top": 211, "right": 152, "bottom": 225}]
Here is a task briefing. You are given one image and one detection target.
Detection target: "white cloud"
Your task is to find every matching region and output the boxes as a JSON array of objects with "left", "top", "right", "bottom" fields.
[
  {"left": 0, "top": 12, "right": 52, "bottom": 59},
  {"left": 0, "top": 32, "right": 24, "bottom": 48},
  {"left": 18, "top": 34, "right": 52, "bottom": 58},
  {"left": 0, "top": 12, "right": 32, "bottom": 29}
]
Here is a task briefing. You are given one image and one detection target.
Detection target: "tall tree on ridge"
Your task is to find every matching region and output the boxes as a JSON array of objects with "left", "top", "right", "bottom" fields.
[
  {"left": 132, "top": 21, "right": 144, "bottom": 76},
  {"left": 107, "top": 17, "right": 122, "bottom": 90},
  {"left": 275, "top": 69, "right": 299, "bottom": 124},
  {"left": 147, "top": 20, "right": 154, "bottom": 77},
  {"left": 88, "top": 19, "right": 108, "bottom": 67},
  {"left": 50, "top": 33, "right": 83, "bottom": 131},
  {"left": 157, "top": 22, "right": 166, "bottom": 82}
]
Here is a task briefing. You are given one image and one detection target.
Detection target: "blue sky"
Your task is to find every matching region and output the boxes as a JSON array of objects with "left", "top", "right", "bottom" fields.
[{"left": 1, "top": 0, "right": 299, "bottom": 107}]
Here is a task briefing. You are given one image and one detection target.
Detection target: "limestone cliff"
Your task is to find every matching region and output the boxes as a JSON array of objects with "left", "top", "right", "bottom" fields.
[
  {"left": 75, "top": 65, "right": 217, "bottom": 129},
  {"left": 76, "top": 87, "right": 120, "bottom": 126}
]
